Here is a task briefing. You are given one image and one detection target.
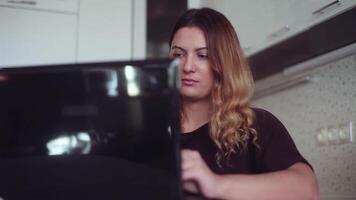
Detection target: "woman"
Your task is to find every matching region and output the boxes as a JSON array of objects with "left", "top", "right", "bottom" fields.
[{"left": 169, "top": 8, "right": 319, "bottom": 200}]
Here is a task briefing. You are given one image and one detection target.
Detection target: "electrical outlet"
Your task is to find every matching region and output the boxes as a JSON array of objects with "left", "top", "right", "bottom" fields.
[
  {"left": 338, "top": 122, "right": 353, "bottom": 143},
  {"left": 316, "top": 128, "right": 329, "bottom": 145},
  {"left": 316, "top": 121, "right": 353, "bottom": 146}
]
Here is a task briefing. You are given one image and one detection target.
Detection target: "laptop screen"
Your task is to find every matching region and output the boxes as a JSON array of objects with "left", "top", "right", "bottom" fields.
[{"left": 0, "top": 59, "right": 182, "bottom": 199}]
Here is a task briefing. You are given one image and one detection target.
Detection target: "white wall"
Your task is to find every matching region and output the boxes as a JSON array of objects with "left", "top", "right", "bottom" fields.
[{"left": 252, "top": 53, "right": 356, "bottom": 200}]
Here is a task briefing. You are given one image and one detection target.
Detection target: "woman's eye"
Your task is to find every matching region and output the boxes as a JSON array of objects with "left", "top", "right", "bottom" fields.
[
  {"left": 198, "top": 54, "right": 208, "bottom": 59},
  {"left": 172, "top": 53, "right": 183, "bottom": 58}
]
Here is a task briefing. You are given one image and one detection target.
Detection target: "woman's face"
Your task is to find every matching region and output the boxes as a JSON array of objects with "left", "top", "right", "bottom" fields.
[{"left": 169, "top": 26, "right": 214, "bottom": 102}]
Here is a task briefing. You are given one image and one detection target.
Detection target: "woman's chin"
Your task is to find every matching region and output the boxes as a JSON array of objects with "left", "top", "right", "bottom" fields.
[{"left": 180, "top": 92, "right": 210, "bottom": 102}]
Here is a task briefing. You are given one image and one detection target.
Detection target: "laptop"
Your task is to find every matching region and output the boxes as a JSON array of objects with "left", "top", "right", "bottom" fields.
[{"left": 0, "top": 59, "right": 182, "bottom": 200}]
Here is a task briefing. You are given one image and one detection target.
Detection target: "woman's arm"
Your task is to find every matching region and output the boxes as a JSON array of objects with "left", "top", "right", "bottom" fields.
[{"left": 182, "top": 149, "right": 319, "bottom": 200}]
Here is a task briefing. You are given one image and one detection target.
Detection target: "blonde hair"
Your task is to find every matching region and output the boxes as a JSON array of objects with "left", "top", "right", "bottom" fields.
[{"left": 170, "top": 8, "right": 257, "bottom": 167}]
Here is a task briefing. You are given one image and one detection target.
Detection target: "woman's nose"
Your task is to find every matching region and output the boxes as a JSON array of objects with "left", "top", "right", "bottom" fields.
[{"left": 182, "top": 55, "right": 195, "bottom": 73}]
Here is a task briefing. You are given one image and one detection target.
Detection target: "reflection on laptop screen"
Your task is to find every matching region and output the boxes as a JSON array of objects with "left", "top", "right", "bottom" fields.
[{"left": 0, "top": 59, "right": 182, "bottom": 200}]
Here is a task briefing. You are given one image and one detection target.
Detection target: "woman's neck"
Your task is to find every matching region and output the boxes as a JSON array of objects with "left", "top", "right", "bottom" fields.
[{"left": 181, "top": 98, "right": 212, "bottom": 133}]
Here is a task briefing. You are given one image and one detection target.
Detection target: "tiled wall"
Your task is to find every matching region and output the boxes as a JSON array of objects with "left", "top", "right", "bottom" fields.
[{"left": 252, "top": 54, "right": 356, "bottom": 199}]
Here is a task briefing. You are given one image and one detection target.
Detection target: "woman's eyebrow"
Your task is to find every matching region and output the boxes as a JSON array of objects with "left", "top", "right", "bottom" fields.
[
  {"left": 171, "top": 45, "right": 207, "bottom": 51},
  {"left": 171, "top": 45, "right": 186, "bottom": 52},
  {"left": 195, "top": 47, "right": 208, "bottom": 51}
]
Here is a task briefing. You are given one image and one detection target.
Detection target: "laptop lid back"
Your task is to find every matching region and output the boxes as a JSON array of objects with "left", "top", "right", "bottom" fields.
[{"left": 0, "top": 59, "right": 182, "bottom": 200}]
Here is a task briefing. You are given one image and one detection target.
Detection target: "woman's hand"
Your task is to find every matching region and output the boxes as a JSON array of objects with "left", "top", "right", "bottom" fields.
[
  {"left": 181, "top": 150, "right": 319, "bottom": 200},
  {"left": 181, "top": 149, "right": 221, "bottom": 198}
]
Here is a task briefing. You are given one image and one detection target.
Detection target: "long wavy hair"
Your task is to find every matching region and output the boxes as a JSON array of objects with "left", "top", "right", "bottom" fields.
[{"left": 169, "top": 8, "right": 257, "bottom": 167}]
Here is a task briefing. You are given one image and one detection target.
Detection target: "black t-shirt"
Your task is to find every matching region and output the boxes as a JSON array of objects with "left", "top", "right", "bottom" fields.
[{"left": 180, "top": 108, "right": 311, "bottom": 174}]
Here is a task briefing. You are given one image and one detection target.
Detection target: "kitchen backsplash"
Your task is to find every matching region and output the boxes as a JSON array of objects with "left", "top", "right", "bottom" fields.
[{"left": 252, "top": 53, "right": 356, "bottom": 199}]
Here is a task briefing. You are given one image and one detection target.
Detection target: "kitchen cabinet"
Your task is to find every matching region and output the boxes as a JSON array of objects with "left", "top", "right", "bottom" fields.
[
  {"left": 189, "top": 0, "right": 356, "bottom": 56},
  {"left": 77, "top": 0, "right": 146, "bottom": 63},
  {"left": 0, "top": 0, "right": 146, "bottom": 67},
  {"left": 0, "top": 0, "right": 78, "bottom": 67},
  {"left": 254, "top": 0, "right": 356, "bottom": 55}
]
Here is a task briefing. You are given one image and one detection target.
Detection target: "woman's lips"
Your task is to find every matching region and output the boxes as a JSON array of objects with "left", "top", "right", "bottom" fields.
[{"left": 182, "top": 78, "right": 198, "bottom": 86}]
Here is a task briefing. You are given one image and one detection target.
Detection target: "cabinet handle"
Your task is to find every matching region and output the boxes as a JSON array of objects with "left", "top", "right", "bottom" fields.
[
  {"left": 267, "top": 25, "right": 290, "bottom": 39},
  {"left": 312, "top": 0, "right": 341, "bottom": 15},
  {"left": 6, "top": 1, "right": 37, "bottom": 6}
]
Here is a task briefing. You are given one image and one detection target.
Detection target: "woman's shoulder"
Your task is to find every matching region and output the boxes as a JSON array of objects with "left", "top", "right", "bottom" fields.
[
  {"left": 250, "top": 107, "right": 290, "bottom": 140},
  {"left": 251, "top": 107, "right": 279, "bottom": 126},
  {"left": 249, "top": 107, "right": 311, "bottom": 171}
]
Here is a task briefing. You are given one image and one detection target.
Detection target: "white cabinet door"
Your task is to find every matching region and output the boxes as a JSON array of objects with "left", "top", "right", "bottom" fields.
[
  {"left": 0, "top": 7, "right": 77, "bottom": 67},
  {"left": 223, "top": 0, "right": 341, "bottom": 55},
  {"left": 224, "top": 0, "right": 285, "bottom": 54},
  {"left": 262, "top": 0, "right": 356, "bottom": 54},
  {"left": 190, "top": 0, "right": 356, "bottom": 56},
  {"left": 189, "top": 0, "right": 289, "bottom": 54},
  {"left": 301, "top": 0, "right": 356, "bottom": 27},
  {"left": 77, "top": 0, "right": 133, "bottom": 62},
  {"left": 0, "top": 0, "right": 146, "bottom": 67}
]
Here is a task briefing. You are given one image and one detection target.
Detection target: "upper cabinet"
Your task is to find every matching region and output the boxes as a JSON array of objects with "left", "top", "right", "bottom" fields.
[
  {"left": 77, "top": 0, "right": 133, "bottom": 63},
  {"left": 0, "top": 0, "right": 79, "bottom": 67},
  {"left": 0, "top": 0, "right": 146, "bottom": 67},
  {"left": 77, "top": 0, "right": 146, "bottom": 63},
  {"left": 190, "top": 0, "right": 356, "bottom": 56}
]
